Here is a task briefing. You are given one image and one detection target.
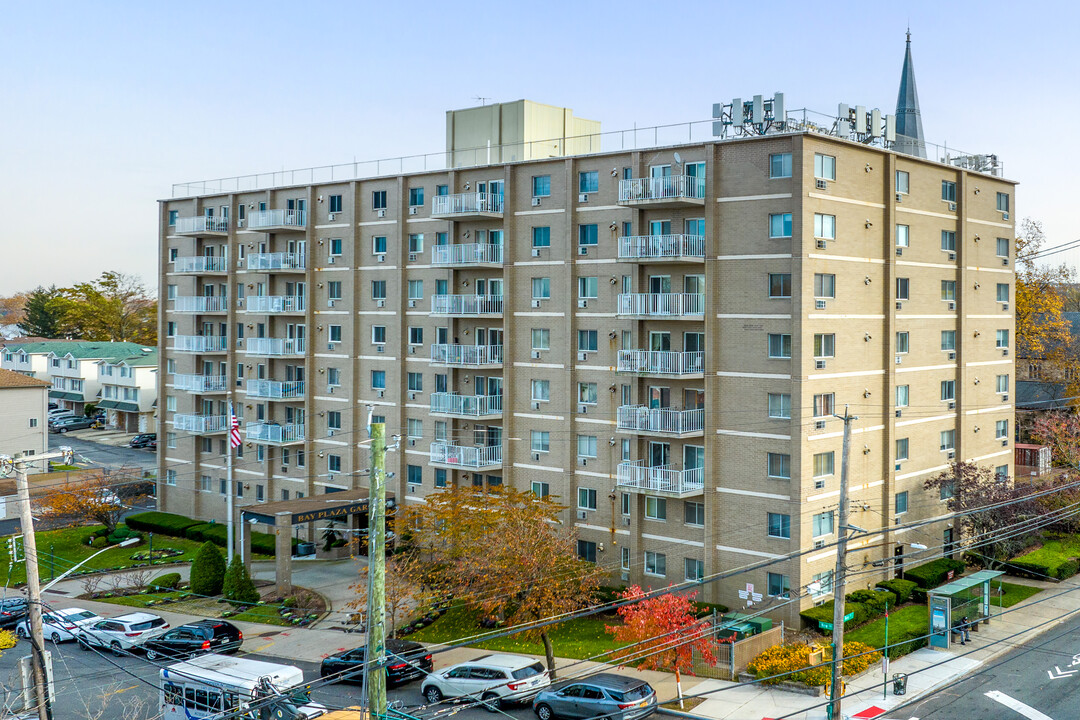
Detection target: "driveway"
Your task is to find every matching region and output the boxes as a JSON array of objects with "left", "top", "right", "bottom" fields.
[{"left": 48, "top": 433, "right": 157, "bottom": 472}]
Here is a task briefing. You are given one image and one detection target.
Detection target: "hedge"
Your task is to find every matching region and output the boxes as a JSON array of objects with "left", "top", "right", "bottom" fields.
[
  {"left": 876, "top": 578, "right": 918, "bottom": 604},
  {"left": 125, "top": 512, "right": 203, "bottom": 536},
  {"left": 903, "top": 558, "right": 966, "bottom": 589},
  {"left": 150, "top": 572, "right": 182, "bottom": 591},
  {"left": 1006, "top": 557, "right": 1080, "bottom": 581},
  {"left": 848, "top": 589, "right": 896, "bottom": 616},
  {"left": 800, "top": 600, "right": 868, "bottom": 629},
  {"left": 127, "top": 512, "right": 298, "bottom": 556}
]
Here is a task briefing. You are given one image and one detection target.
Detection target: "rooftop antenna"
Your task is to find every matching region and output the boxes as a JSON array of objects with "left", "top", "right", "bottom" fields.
[{"left": 473, "top": 96, "right": 490, "bottom": 106}]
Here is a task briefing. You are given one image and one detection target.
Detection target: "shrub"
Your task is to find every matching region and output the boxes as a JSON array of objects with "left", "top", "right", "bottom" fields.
[
  {"left": 149, "top": 572, "right": 181, "bottom": 591},
  {"left": 91, "top": 537, "right": 107, "bottom": 549},
  {"left": 800, "top": 601, "right": 867, "bottom": 629},
  {"left": 876, "top": 579, "right": 918, "bottom": 604},
  {"left": 904, "top": 558, "right": 965, "bottom": 589},
  {"left": 848, "top": 589, "right": 896, "bottom": 616},
  {"left": 185, "top": 523, "right": 227, "bottom": 546},
  {"left": 125, "top": 511, "right": 203, "bottom": 537},
  {"left": 222, "top": 555, "right": 260, "bottom": 604},
  {"left": 1056, "top": 558, "right": 1080, "bottom": 580},
  {"left": 746, "top": 642, "right": 881, "bottom": 687},
  {"left": 189, "top": 542, "right": 226, "bottom": 596}
]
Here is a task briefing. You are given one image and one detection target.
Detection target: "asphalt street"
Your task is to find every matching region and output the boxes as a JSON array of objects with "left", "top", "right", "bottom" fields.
[
  {"left": 48, "top": 434, "right": 157, "bottom": 472},
  {"left": 899, "top": 609, "right": 1080, "bottom": 720}
]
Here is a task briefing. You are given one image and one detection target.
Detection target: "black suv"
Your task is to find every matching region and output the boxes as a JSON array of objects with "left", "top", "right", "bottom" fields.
[
  {"left": 0, "top": 597, "right": 29, "bottom": 629},
  {"left": 128, "top": 433, "right": 156, "bottom": 449},
  {"left": 142, "top": 620, "right": 242, "bottom": 660},
  {"left": 321, "top": 638, "right": 432, "bottom": 686}
]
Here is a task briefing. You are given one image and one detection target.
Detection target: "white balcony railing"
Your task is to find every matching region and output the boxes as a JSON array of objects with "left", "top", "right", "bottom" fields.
[
  {"left": 430, "top": 442, "right": 503, "bottom": 469},
  {"left": 173, "top": 374, "right": 228, "bottom": 393},
  {"left": 246, "top": 379, "right": 305, "bottom": 400},
  {"left": 618, "top": 293, "right": 704, "bottom": 317},
  {"left": 431, "top": 243, "right": 503, "bottom": 266},
  {"left": 174, "top": 414, "right": 228, "bottom": 434},
  {"left": 618, "top": 350, "right": 705, "bottom": 375},
  {"left": 245, "top": 338, "right": 306, "bottom": 356},
  {"left": 429, "top": 344, "right": 503, "bottom": 366},
  {"left": 430, "top": 393, "right": 503, "bottom": 417},
  {"left": 617, "top": 405, "right": 706, "bottom": 435},
  {"left": 431, "top": 295, "right": 503, "bottom": 316},
  {"left": 618, "top": 175, "right": 705, "bottom": 203},
  {"left": 175, "top": 216, "right": 229, "bottom": 234},
  {"left": 617, "top": 460, "right": 705, "bottom": 496},
  {"left": 618, "top": 234, "right": 705, "bottom": 260},
  {"left": 246, "top": 295, "right": 306, "bottom": 313},
  {"left": 431, "top": 192, "right": 503, "bottom": 216},
  {"left": 247, "top": 252, "right": 306, "bottom": 271},
  {"left": 248, "top": 209, "right": 307, "bottom": 230},
  {"left": 246, "top": 422, "right": 305, "bottom": 444},
  {"left": 173, "top": 296, "right": 228, "bottom": 313},
  {"left": 172, "top": 336, "right": 228, "bottom": 353},
  {"left": 174, "top": 256, "right": 227, "bottom": 273}
]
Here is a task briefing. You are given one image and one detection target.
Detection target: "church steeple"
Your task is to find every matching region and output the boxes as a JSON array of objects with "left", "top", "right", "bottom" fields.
[{"left": 894, "top": 30, "right": 926, "bottom": 158}]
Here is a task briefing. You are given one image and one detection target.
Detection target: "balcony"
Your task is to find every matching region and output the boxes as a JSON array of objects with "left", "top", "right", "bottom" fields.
[
  {"left": 431, "top": 243, "right": 503, "bottom": 267},
  {"left": 175, "top": 217, "right": 229, "bottom": 236},
  {"left": 618, "top": 350, "right": 704, "bottom": 377},
  {"left": 173, "top": 374, "right": 228, "bottom": 393},
  {"left": 429, "top": 344, "right": 503, "bottom": 368},
  {"left": 617, "top": 461, "right": 705, "bottom": 497},
  {"left": 619, "top": 234, "right": 705, "bottom": 262},
  {"left": 429, "top": 442, "right": 503, "bottom": 470},
  {"left": 618, "top": 176, "right": 705, "bottom": 208},
  {"left": 617, "top": 405, "right": 705, "bottom": 437},
  {"left": 248, "top": 209, "right": 307, "bottom": 232},
  {"left": 431, "top": 192, "right": 503, "bottom": 218},
  {"left": 174, "top": 256, "right": 227, "bottom": 273},
  {"left": 430, "top": 393, "right": 503, "bottom": 419},
  {"left": 431, "top": 295, "right": 503, "bottom": 317},
  {"left": 245, "top": 338, "right": 306, "bottom": 357},
  {"left": 245, "top": 295, "right": 306, "bottom": 314},
  {"left": 174, "top": 414, "right": 228, "bottom": 434},
  {"left": 172, "top": 336, "right": 228, "bottom": 353},
  {"left": 173, "top": 296, "right": 228, "bottom": 313},
  {"left": 617, "top": 293, "right": 704, "bottom": 318},
  {"left": 246, "top": 422, "right": 305, "bottom": 445},
  {"left": 246, "top": 379, "right": 305, "bottom": 400},
  {"left": 247, "top": 252, "right": 306, "bottom": 271}
]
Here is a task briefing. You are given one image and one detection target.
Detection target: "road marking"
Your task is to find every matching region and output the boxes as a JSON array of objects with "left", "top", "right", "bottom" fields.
[
  {"left": 1047, "top": 665, "right": 1078, "bottom": 680},
  {"left": 984, "top": 691, "right": 1054, "bottom": 720}
]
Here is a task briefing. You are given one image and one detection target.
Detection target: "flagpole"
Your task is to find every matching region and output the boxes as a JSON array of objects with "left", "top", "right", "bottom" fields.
[{"left": 227, "top": 398, "right": 235, "bottom": 561}]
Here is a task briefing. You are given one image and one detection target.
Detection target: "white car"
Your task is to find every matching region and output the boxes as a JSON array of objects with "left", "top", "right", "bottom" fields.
[
  {"left": 77, "top": 612, "right": 169, "bottom": 655},
  {"left": 421, "top": 653, "right": 550, "bottom": 711},
  {"left": 16, "top": 607, "right": 101, "bottom": 644}
]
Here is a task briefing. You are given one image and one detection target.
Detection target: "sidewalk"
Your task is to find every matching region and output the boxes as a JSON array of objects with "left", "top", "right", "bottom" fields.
[{"left": 682, "top": 575, "right": 1080, "bottom": 720}]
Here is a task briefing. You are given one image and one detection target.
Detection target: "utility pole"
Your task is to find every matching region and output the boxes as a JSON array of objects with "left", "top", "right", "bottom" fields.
[
  {"left": 365, "top": 421, "right": 387, "bottom": 720},
  {"left": 827, "top": 406, "right": 857, "bottom": 720}
]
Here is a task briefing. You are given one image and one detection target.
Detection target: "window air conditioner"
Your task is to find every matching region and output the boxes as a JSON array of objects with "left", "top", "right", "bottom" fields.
[
  {"left": 895, "top": 409, "right": 902, "bottom": 417},
  {"left": 896, "top": 302, "right": 903, "bottom": 310},
  {"left": 578, "top": 352, "right": 588, "bottom": 361},
  {"left": 578, "top": 246, "right": 588, "bottom": 255},
  {"left": 328, "top": 300, "right": 336, "bottom": 308},
  {"left": 814, "top": 539, "right": 825, "bottom": 549},
  {"left": 948, "top": 402, "right": 956, "bottom": 409},
  {"left": 1002, "top": 303, "right": 1009, "bottom": 311},
  {"left": 1002, "top": 439, "right": 1009, "bottom": 447},
  {"left": 947, "top": 352, "right": 956, "bottom": 360},
  {"left": 1002, "top": 258, "right": 1009, "bottom": 266},
  {"left": 1002, "top": 212, "right": 1009, "bottom": 220},
  {"left": 816, "top": 179, "right": 827, "bottom": 190},
  {"left": 896, "top": 247, "right": 903, "bottom": 256},
  {"left": 409, "top": 391, "right": 416, "bottom": 400},
  {"left": 531, "top": 248, "right": 541, "bottom": 257},
  {"left": 620, "top": 571, "right": 630, "bottom": 581},
  {"left": 409, "top": 207, "right": 418, "bottom": 215},
  {"left": 376, "top": 389, "right": 384, "bottom": 397},
  {"left": 578, "top": 194, "right": 589, "bottom": 203},
  {"left": 577, "top": 300, "right": 588, "bottom": 308},
  {"left": 623, "top": 517, "right": 631, "bottom": 527},
  {"left": 376, "top": 299, "right": 385, "bottom": 308},
  {"left": 409, "top": 438, "right": 416, "bottom": 446},
  {"left": 895, "top": 193, "right": 902, "bottom": 202},
  {"left": 328, "top": 213, "right": 336, "bottom": 221},
  {"left": 815, "top": 360, "right": 826, "bottom": 369},
  {"left": 532, "top": 401, "right": 541, "bottom": 410},
  {"left": 815, "top": 300, "right": 826, "bottom": 310},
  {"left": 531, "top": 198, "right": 542, "bottom": 207},
  {"left": 327, "top": 343, "right": 335, "bottom": 351},
  {"left": 376, "top": 345, "right": 384, "bottom": 352},
  {"left": 377, "top": 254, "right": 385, "bottom": 263},
  {"left": 577, "top": 510, "right": 588, "bottom": 520},
  {"left": 328, "top": 256, "right": 336, "bottom": 264},
  {"left": 948, "top": 202, "right": 957, "bottom": 212},
  {"left": 948, "top": 253, "right": 956, "bottom": 261},
  {"left": 531, "top": 350, "right": 541, "bottom": 359},
  {"left": 1003, "top": 348, "right": 1009, "bottom": 356},
  {"left": 377, "top": 209, "right": 386, "bottom": 218},
  {"left": 327, "top": 385, "right": 334, "bottom": 393},
  {"left": 895, "top": 356, "right": 902, "bottom": 364},
  {"left": 409, "top": 346, "right": 415, "bottom": 354},
  {"left": 816, "top": 240, "right": 827, "bottom": 249},
  {"left": 1003, "top": 394, "right": 1009, "bottom": 401},
  {"left": 409, "top": 253, "right": 417, "bottom": 261},
  {"left": 947, "top": 451, "right": 955, "bottom": 459},
  {"left": 814, "top": 421, "right": 826, "bottom": 430},
  {"left": 408, "top": 299, "right": 417, "bottom": 308},
  {"left": 327, "top": 429, "right": 335, "bottom": 437},
  {"left": 531, "top": 299, "right": 541, "bottom": 308}
]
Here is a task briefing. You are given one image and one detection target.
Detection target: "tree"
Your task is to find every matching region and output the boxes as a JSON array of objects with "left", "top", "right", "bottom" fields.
[
  {"left": 223, "top": 554, "right": 260, "bottom": 604},
  {"left": 52, "top": 271, "right": 157, "bottom": 344},
  {"left": 923, "top": 462, "right": 1037, "bottom": 566},
  {"left": 34, "top": 472, "right": 138, "bottom": 534},
  {"left": 1030, "top": 411, "right": 1080, "bottom": 469},
  {"left": 349, "top": 551, "right": 431, "bottom": 636},
  {"left": 606, "top": 585, "right": 716, "bottom": 707},
  {"left": 0, "top": 292, "right": 28, "bottom": 326},
  {"left": 190, "top": 542, "right": 226, "bottom": 596},
  {"left": 16, "top": 286, "right": 65, "bottom": 338}
]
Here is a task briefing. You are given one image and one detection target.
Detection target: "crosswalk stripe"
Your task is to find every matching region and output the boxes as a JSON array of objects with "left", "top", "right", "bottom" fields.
[{"left": 985, "top": 691, "right": 1054, "bottom": 720}]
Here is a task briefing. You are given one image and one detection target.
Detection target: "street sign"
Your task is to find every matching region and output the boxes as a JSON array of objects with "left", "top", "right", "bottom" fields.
[
  {"left": 844, "top": 611, "right": 855, "bottom": 622},
  {"left": 818, "top": 611, "right": 855, "bottom": 632}
]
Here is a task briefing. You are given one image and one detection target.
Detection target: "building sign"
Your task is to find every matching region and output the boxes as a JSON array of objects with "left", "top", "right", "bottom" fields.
[{"left": 292, "top": 501, "right": 370, "bottom": 524}]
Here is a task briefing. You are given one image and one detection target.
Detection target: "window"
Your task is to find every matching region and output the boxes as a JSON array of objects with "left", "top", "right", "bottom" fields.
[
  {"left": 940, "top": 429, "right": 956, "bottom": 451},
  {"left": 813, "top": 451, "right": 835, "bottom": 478},
  {"left": 768, "top": 393, "right": 791, "bottom": 419},
  {"left": 997, "top": 283, "right": 1009, "bottom": 303},
  {"left": 168, "top": 210, "right": 178, "bottom": 226},
  {"left": 328, "top": 455, "right": 342, "bottom": 473},
  {"left": 768, "top": 453, "right": 791, "bottom": 479},
  {"left": 579, "top": 171, "right": 599, "bottom": 193},
  {"left": 408, "top": 280, "right": 423, "bottom": 300},
  {"left": 166, "top": 395, "right": 177, "bottom": 412},
  {"left": 531, "top": 481, "right": 550, "bottom": 498},
  {"left": 684, "top": 558, "right": 705, "bottom": 581},
  {"left": 996, "top": 192, "right": 1009, "bottom": 213},
  {"left": 645, "top": 496, "right": 666, "bottom": 520},
  {"left": 941, "top": 380, "right": 955, "bottom": 401},
  {"left": 644, "top": 551, "right": 666, "bottom": 577},
  {"left": 578, "top": 224, "right": 598, "bottom": 246},
  {"left": 769, "top": 153, "right": 792, "bottom": 178},
  {"left": 328, "top": 194, "right": 342, "bottom": 213},
  {"left": 327, "top": 281, "right": 342, "bottom": 301},
  {"left": 329, "top": 325, "right": 342, "bottom": 343},
  {"left": 531, "top": 380, "right": 550, "bottom": 402},
  {"left": 578, "top": 488, "right": 597, "bottom": 510},
  {"left": 996, "top": 419, "right": 1009, "bottom": 439},
  {"left": 814, "top": 213, "right": 836, "bottom": 239},
  {"left": 814, "top": 273, "right": 836, "bottom": 298},
  {"left": 996, "top": 374, "right": 1009, "bottom": 394},
  {"left": 812, "top": 511, "right": 834, "bottom": 537},
  {"left": 165, "top": 432, "right": 176, "bottom": 448},
  {"left": 940, "top": 481, "right": 955, "bottom": 500},
  {"left": 165, "top": 470, "right": 177, "bottom": 486},
  {"left": 769, "top": 273, "right": 792, "bottom": 298},
  {"left": 372, "top": 190, "right": 387, "bottom": 209},
  {"left": 166, "top": 284, "right": 177, "bottom": 300},
  {"left": 769, "top": 213, "right": 793, "bottom": 238},
  {"left": 895, "top": 385, "right": 909, "bottom": 407},
  {"left": 408, "top": 327, "right": 423, "bottom": 345},
  {"left": 199, "top": 476, "right": 211, "bottom": 492},
  {"left": 577, "top": 382, "right": 598, "bottom": 404},
  {"left": 895, "top": 491, "right": 909, "bottom": 515},
  {"left": 434, "top": 421, "right": 446, "bottom": 441},
  {"left": 941, "top": 230, "right": 956, "bottom": 252},
  {"left": 767, "top": 572, "right": 790, "bottom": 598},
  {"left": 436, "top": 184, "right": 448, "bottom": 196},
  {"left": 531, "top": 431, "right": 549, "bottom": 453},
  {"left": 576, "top": 540, "right": 597, "bottom": 563},
  {"left": 405, "top": 418, "right": 422, "bottom": 439},
  {"left": 532, "top": 175, "right": 551, "bottom": 197},
  {"left": 532, "top": 226, "right": 550, "bottom": 247},
  {"left": 896, "top": 224, "right": 910, "bottom": 247},
  {"left": 621, "top": 547, "right": 631, "bottom": 571},
  {"left": 532, "top": 277, "right": 551, "bottom": 299},
  {"left": 434, "top": 469, "right": 447, "bottom": 488},
  {"left": 814, "top": 153, "right": 836, "bottom": 180},
  {"left": 813, "top": 333, "right": 835, "bottom": 358},
  {"left": 813, "top": 393, "right": 835, "bottom": 417},
  {"left": 327, "top": 412, "right": 342, "bottom": 430},
  {"left": 996, "top": 329, "right": 1009, "bottom": 348},
  {"left": 941, "top": 180, "right": 956, "bottom": 202},
  {"left": 407, "top": 465, "right": 422, "bottom": 486},
  {"left": 578, "top": 276, "right": 598, "bottom": 299},
  {"left": 407, "top": 372, "right": 423, "bottom": 391},
  {"left": 372, "top": 370, "right": 386, "bottom": 389},
  {"left": 767, "top": 334, "right": 791, "bottom": 359},
  {"left": 531, "top": 329, "right": 550, "bottom": 350},
  {"left": 995, "top": 465, "right": 1009, "bottom": 482},
  {"left": 409, "top": 187, "right": 424, "bottom": 207},
  {"left": 896, "top": 331, "right": 909, "bottom": 354},
  {"left": 327, "top": 368, "right": 341, "bottom": 386},
  {"left": 408, "top": 234, "right": 424, "bottom": 253},
  {"left": 996, "top": 237, "right": 1010, "bottom": 257},
  {"left": 372, "top": 326, "right": 386, "bottom": 344},
  {"left": 373, "top": 236, "right": 387, "bottom": 254},
  {"left": 941, "top": 280, "right": 956, "bottom": 301},
  {"left": 684, "top": 501, "right": 705, "bottom": 526},
  {"left": 896, "top": 170, "right": 909, "bottom": 194},
  {"left": 767, "top": 513, "right": 790, "bottom": 539},
  {"left": 896, "top": 437, "right": 909, "bottom": 461},
  {"left": 941, "top": 330, "right": 956, "bottom": 351},
  {"left": 578, "top": 330, "right": 598, "bottom": 351},
  {"left": 372, "top": 280, "right": 387, "bottom": 300},
  {"left": 896, "top": 277, "right": 910, "bottom": 300}
]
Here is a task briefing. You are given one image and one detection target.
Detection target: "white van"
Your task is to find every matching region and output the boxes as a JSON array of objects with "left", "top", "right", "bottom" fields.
[{"left": 160, "top": 654, "right": 325, "bottom": 718}]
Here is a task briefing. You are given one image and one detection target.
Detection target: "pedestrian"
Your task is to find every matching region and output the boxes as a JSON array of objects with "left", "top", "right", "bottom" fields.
[{"left": 960, "top": 615, "right": 971, "bottom": 643}]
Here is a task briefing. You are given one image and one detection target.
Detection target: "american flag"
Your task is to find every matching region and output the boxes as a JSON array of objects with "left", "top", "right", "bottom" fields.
[{"left": 229, "top": 414, "right": 241, "bottom": 449}]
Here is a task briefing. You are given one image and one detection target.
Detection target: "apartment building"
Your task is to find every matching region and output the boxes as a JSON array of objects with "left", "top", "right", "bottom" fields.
[
  {"left": 159, "top": 126, "right": 1015, "bottom": 625},
  {"left": 0, "top": 368, "right": 50, "bottom": 472}
]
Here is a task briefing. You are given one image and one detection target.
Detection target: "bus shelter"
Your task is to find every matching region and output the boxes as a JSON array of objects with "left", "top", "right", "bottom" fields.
[{"left": 927, "top": 569, "right": 1004, "bottom": 649}]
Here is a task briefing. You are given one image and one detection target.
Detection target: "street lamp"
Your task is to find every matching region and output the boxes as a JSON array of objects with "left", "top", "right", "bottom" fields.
[{"left": 41, "top": 537, "right": 139, "bottom": 593}]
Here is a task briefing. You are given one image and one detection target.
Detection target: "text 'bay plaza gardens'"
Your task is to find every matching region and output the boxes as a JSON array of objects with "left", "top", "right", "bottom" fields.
[{"left": 157, "top": 39, "right": 1015, "bottom": 626}]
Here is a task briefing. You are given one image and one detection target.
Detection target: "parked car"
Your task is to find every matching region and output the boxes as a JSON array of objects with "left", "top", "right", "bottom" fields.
[
  {"left": 16, "top": 607, "right": 101, "bottom": 644},
  {"left": 47, "top": 408, "right": 72, "bottom": 418},
  {"left": 49, "top": 416, "right": 95, "bottom": 433},
  {"left": 76, "top": 612, "right": 169, "bottom": 655},
  {"left": 143, "top": 620, "right": 242, "bottom": 660},
  {"left": 128, "top": 433, "right": 156, "bottom": 448},
  {"left": 47, "top": 413, "right": 76, "bottom": 425},
  {"left": 533, "top": 675, "right": 657, "bottom": 720},
  {"left": 0, "top": 597, "right": 29, "bottom": 629},
  {"left": 421, "top": 653, "right": 550, "bottom": 711},
  {"left": 322, "top": 638, "right": 432, "bottom": 686}
]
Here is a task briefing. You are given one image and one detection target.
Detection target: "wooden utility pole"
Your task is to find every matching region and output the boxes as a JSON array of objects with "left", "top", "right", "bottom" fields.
[
  {"left": 365, "top": 422, "right": 387, "bottom": 719},
  {"left": 827, "top": 406, "right": 857, "bottom": 720},
  {"left": 12, "top": 458, "right": 53, "bottom": 720}
]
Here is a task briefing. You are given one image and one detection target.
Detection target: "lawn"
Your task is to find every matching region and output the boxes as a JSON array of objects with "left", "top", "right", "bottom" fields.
[
  {"left": 1009, "top": 536, "right": 1080, "bottom": 579},
  {"left": 989, "top": 580, "right": 1042, "bottom": 608},
  {"left": 92, "top": 590, "right": 189, "bottom": 608},
  {"left": 408, "top": 604, "right": 629, "bottom": 661},
  {"left": 93, "top": 592, "right": 309, "bottom": 627},
  {"left": 845, "top": 604, "right": 927, "bottom": 659}
]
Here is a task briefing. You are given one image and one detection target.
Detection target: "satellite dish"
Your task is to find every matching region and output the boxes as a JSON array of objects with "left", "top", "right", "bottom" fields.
[{"left": 673, "top": 152, "right": 683, "bottom": 166}]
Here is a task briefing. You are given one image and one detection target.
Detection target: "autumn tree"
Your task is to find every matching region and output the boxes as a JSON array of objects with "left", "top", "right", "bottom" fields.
[
  {"left": 52, "top": 271, "right": 157, "bottom": 345},
  {"left": 349, "top": 551, "right": 432, "bottom": 636},
  {"left": 606, "top": 586, "right": 716, "bottom": 706},
  {"left": 16, "top": 286, "right": 66, "bottom": 338},
  {"left": 0, "top": 292, "right": 28, "bottom": 327},
  {"left": 34, "top": 468, "right": 144, "bottom": 534},
  {"left": 1030, "top": 411, "right": 1080, "bottom": 470}
]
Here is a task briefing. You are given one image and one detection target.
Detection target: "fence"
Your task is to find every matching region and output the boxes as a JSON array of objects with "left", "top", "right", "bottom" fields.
[{"left": 691, "top": 624, "right": 785, "bottom": 681}]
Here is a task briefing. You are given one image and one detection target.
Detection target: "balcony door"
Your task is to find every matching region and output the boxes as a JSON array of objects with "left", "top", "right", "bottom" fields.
[
  {"left": 488, "top": 328, "right": 503, "bottom": 348},
  {"left": 649, "top": 332, "right": 671, "bottom": 352},
  {"left": 201, "top": 399, "right": 214, "bottom": 415},
  {"left": 473, "top": 376, "right": 486, "bottom": 396},
  {"left": 649, "top": 386, "right": 670, "bottom": 409},
  {"left": 486, "top": 426, "right": 502, "bottom": 448},
  {"left": 436, "top": 326, "right": 449, "bottom": 345},
  {"left": 288, "top": 239, "right": 305, "bottom": 256},
  {"left": 649, "top": 220, "right": 671, "bottom": 236},
  {"left": 650, "top": 441, "right": 670, "bottom": 467},
  {"left": 435, "top": 374, "right": 448, "bottom": 393},
  {"left": 649, "top": 275, "right": 671, "bottom": 294},
  {"left": 684, "top": 332, "right": 704, "bottom": 353},
  {"left": 489, "top": 279, "right": 503, "bottom": 297},
  {"left": 201, "top": 361, "right": 214, "bottom": 376},
  {"left": 650, "top": 165, "right": 672, "bottom": 178},
  {"left": 487, "top": 180, "right": 504, "bottom": 198},
  {"left": 684, "top": 275, "right": 705, "bottom": 294},
  {"left": 487, "top": 377, "right": 502, "bottom": 398},
  {"left": 684, "top": 389, "right": 705, "bottom": 410},
  {"left": 684, "top": 445, "right": 704, "bottom": 471}
]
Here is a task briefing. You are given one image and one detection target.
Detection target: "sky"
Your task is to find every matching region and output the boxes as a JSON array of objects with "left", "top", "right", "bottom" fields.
[{"left": 1, "top": 0, "right": 1077, "bottom": 295}]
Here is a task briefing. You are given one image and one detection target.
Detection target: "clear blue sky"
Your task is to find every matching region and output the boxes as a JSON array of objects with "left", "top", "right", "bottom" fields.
[{"left": 2, "top": 0, "right": 1075, "bottom": 294}]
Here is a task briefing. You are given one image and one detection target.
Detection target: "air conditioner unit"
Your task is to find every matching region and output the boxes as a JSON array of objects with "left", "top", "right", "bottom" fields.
[
  {"left": 1002, "top": 212, "right": 1009, "bottom": 220},
  {"left": 948, "top": 202, "right": 957, "bottom": 212},
  {"left": 816, "top": 179, "right": 827, "bottom": 190},
  {"left": 578, "top": 352, "right": 588, "bottom": 361},
  {"left": 236, "top": 338, "right": 243, "bottom": 347},
  {"left": 578, "top": 247, "right": 588, "bottom": 255},
  {"left": 895, "top": 463, "right": 902, "bottom": 472},
  {"left": 622, "top": 517, "right": 631, "bottom": 527},
  {"left": 531, "top": 198, "right": 542, "bottom": 207},
  {"left": 327, "top": 343, "right": 336, "bottom": 351},
  {"left": 896, "top": 247, "right": 903, "bottom": 256},
  {"left": 327, "top": 429, "right": 335, "bottom": 437},
  {"left": 377, "top": 254, "right": 385, "bottom": 263},
  {"left": 579, "top": 457, "right": 588, "bottom": 466},
  {"left": 895, "top": 356, "right": 902, "bottom": 364},
  {"left": 531, "top": 350, "right": 541, "bottom": 359},
  {"left": 377, "top": 389, "right": 384, "bottom": 398},
  {"left": 577, "top": 510, "right": 588, "bottom": 520},
  {"left": 814, "top": 480, "right": 825, "bottom": 489},
  {"left": 1002, "top": 303, "right": 1009, "bottom": 311},
  {"left": 328, "top": 256, "right": 336, "bottom": 264},
  {"left": 1002, "top": 439, "right": 1009, "bottom": 447},
  {"left": 328, "top": 213, "right": 336, "bottom": 221},
  {"left": 409, "top": 207, "right": 418, "bottom": 215},
  {"left": 409, "top": 438, "right": 416, "bottom": 446},
  {"left": 578, "top": 193, "right": 589, "bottom": 203},
  {"left": 895, "top": 192, "right": 902, "bottom": 202},
  {"left": 947, "top": 302, "right": 956, "bottom": 310},
  {"left": 815, "top": 360, "right": 826, "bottom": 369},
  {"left": 408, "top": 299, "right": 417, "bottom": 308},
  {"left": 948, "top": 253, "right": 956, "bottom": 261},
  {"left": 1002, "top": 258, "right": 1009, "bottom": 266},
  {"left": 238, "top": 219, "right": 246, "bottom": 228},
  {"left": 409, "top": 253, "right": 417, "bottom": 261},
  {"left": 409, "top": 345, "right": 415, "bottom": 354},
  {"left": 531, "top": 299, "right": 542, "bottom": 308},
  {"left": 814, "top": 539, "right": 825, "bottom": 549},
  {"left": 327, "top": 385, "right": 335, "bottom": 393},
  {"left": 895, "top": 409, "right": 902, "bottom": 417},
  {"left": 948, "top": 352, "right": 956, "bottom": 360},
  {"left": 896, "top": 302, "right": 903, "bottom": 310},
  {"left": 533, "top": 453, "right": 540, "bottom": 461},
  {"left": 814, "top": 420, "right": 826, "bottom": 430},
  {"left": 376, "top": 299, "right": 385, "bottom": 308},
  {"left": 532, "top": 401, "right": 541, "bottom": 410},
  {"left": 815, "top": 299, "right": 826, "bottom": 310},
  {"left": 1003, "top": 394, "right": 1009, "bottom": 401},
  {"left": 408, "top": 391, "right": 416, "bottom": 400},
  {"left": 328, "top": 299, "right": 336, "bottom": 308},
  {"left": 376, "top": 345, "right": 384, "bottom": 353},
  {"left": 947, "top": 451, "right": 955, "bottom": 459},
  {"left": 577, "top": 300, "right": 588, "bottom": 308},
  {"left": 531, "top": 248, "right": 541, "bottom": 257},
  {"left": 816, "top": 239, "right": 827, "bottom": 249},
  {"left": 948, "top": 401, "right": 956, "bottom": 409},
  {"left": 1002, "top": 348, "right": 1009, "bottom": 356},
  {"left": 377, "top": 209, "right": 386, "bottom": 218}
]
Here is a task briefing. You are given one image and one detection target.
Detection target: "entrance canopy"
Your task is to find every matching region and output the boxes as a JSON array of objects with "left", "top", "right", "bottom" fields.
[{"left": 240, "top": 488, "right": 396, "bottom": 526}]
